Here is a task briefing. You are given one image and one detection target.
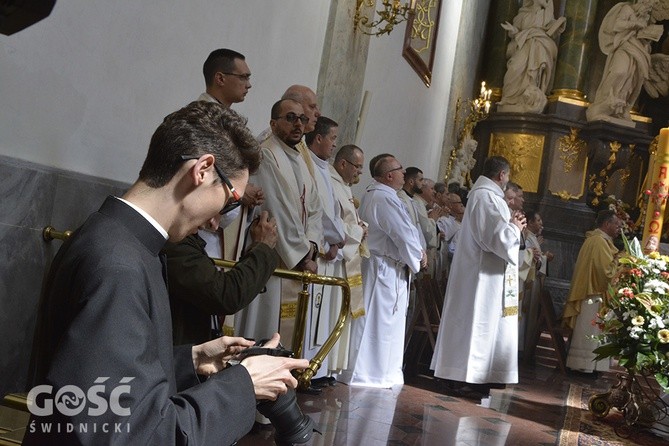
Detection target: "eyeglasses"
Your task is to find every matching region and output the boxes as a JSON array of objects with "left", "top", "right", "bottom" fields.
[
  {"left": 384, "top": 166, "right": 403, "bottom": 175},
  {"left": 274, "top": 112, "right": 309, "bottom": 125},
  {"left": 344, "top": 159, "right": 363, "bottom": 170},
  {"left": 221, "top": 72, "right": 251, "bottom": 81},
  {"left": 180, "top": 155, "right": 242, "bottom": 215}
]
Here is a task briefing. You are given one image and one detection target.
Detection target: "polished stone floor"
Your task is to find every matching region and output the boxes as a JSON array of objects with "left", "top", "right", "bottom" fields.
[{"left": 237, "top": 356, "right": 655, "bottom": 446}]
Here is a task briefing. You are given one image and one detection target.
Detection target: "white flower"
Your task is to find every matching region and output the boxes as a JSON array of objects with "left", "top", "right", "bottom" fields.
[
  {"left": 642, "top": 279, "right": 669, "bottom": 295},
  {"left": 650, "top": 317, "right": 665, "bottom": 329},
  {"left": 632, "top": 315, "right": 645, "bottom": 326},
  {"left": 629, "top": 326, "right": 644, "bottom": 339}
]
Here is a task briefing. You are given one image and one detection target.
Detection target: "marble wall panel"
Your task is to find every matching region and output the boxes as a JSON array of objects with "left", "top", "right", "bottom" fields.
[{"left": 0, "top": 155, "right": 128, "bottom": 398}]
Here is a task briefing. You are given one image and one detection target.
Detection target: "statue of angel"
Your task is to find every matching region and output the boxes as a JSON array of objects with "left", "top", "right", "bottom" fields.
[
  {"left": 586, "top": 0, "right": 663, "bottom": 124},
  {"left": 498, "top": 0, "right": 566, "bottom": 114}
]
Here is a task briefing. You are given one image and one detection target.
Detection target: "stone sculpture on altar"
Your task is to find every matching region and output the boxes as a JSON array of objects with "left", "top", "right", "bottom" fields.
[
  {"left": 586, "top": 0, "right": 662, "bottom": 125},
  {"left": 498, "top": 0, "right": 566, "bottom": 114}
]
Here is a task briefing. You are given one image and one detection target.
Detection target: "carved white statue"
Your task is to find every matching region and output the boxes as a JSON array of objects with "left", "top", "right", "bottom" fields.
[
  {"left": 498, "top": 0, "right": 566, "bottom": 113},
  {"left": 586, "top": 0, "right": 662, "bottom": 125}
]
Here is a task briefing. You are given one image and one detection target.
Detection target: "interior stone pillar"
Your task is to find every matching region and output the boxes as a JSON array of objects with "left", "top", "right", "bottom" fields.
[
  {"left": 480, "top": 0, "right": 518, "bottom": 101},
  {"left": 317, "top": 0, "right": 374, "bottom": 147},
  {"left": 551, "top": 0, "right": 599, "bottom": 101}
]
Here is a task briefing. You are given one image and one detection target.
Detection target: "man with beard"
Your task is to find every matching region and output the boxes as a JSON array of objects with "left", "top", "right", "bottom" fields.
[
  {"left": 234, "top": 99, "right": 323, "bottom": 359},
  {"left": 562, "top": 209, "right": 621, "bottom": 373}
]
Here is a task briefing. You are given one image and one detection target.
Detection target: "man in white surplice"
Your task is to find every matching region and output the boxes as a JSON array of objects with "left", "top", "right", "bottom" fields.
[
  {"left": 430, "top": 156, "right": 526, "bottom": 397},
  {"left": 302, "top": 116, "right": 345, "bottom": 381},
  {"left": 397, "top": 167, "right": 433, "bottom": 251},
  {"left": 234, "top": 99, "right": 322, "bottom": 349},
  {"left": 328, "top": 144, "right": 368, "bottom": 377},
  {"left": 342, "top": 154, "right": 425, "bottom": 388}
]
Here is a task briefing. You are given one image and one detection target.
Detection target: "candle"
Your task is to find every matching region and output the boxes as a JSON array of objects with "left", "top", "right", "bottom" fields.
[{"left": 642, "top": 128, "right": 669, "bottom": 253}]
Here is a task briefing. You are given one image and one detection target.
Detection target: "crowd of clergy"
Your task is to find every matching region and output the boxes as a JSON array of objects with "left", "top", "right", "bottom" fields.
[{"left": 167, "top": 48, "right": 621, "bottom": 400}]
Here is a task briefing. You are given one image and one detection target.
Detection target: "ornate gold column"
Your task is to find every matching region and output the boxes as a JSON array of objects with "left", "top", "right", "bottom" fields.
[
  {"left": 480, "top": 0, "right": 518, "bottom": 101},
  {"left": 550, "top": 0, "right": 599, "bottom": 101}
]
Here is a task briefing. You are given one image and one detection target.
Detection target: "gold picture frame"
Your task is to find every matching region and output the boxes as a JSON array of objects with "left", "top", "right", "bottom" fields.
[{"left": 402, "top": 0, "right": 442, "bottom": 87}]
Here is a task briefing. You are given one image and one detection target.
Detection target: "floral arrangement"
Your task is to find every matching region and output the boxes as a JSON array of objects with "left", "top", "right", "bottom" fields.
[{"left": 594, "top": 237, "right": 669, "bottom": 391}]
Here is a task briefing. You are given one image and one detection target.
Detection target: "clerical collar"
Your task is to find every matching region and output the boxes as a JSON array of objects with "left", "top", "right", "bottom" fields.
[
  {"left": 309, "top": 151, "right": 329, "bottom": 169},
  {"left": 403, "top": 187, "right": 414, "bottom": 198},
  {"left": 115, "top": 197, "right": 169, "bottom": 240}
]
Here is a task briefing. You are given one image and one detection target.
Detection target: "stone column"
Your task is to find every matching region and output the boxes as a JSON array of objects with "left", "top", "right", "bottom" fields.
[
  {"left": 317, "top": 0, "right": 373, "bottom": 146},
  {"left": 551, "top": 0, "right": 599, "bottom": 100},
  {"left": 480, "top": 0, "right": 518, "bottom": 101}
]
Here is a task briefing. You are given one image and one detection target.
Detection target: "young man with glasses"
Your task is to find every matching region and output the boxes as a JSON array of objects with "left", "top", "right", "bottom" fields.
[
  {"left": 26, "top": 101, "right": 309, "bottom": 445},
  {"left": 200, "top": 48, "right": 252, "bottom": 108},
  {"left": 173, "top": 48, "right": 267, "bottom": 344}
]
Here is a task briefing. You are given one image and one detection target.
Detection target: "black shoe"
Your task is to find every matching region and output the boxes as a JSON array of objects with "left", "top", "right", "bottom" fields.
[
  {"left": 438, "top": 380, "right": 489, "bottom": 400},
  {"left": 311, "top": 376, "right": 336, "bottom": 388},
  {"left": 297, "top": 385, "right": 322, "bottom": 395}
]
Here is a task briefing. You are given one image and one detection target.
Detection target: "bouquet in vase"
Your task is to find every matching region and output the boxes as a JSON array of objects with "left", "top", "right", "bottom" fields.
[{"left": 594, "top": 237, "right": 669, "bottom": 391}]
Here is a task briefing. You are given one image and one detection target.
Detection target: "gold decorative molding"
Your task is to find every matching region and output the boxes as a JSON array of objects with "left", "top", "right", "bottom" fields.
[
  {"left": 589, "top": 141, "right": 620, "bottom": 207},
  {"left": 630, "top": 111, "right": 652, "bottom": 124},
  {"left": 558, "top": 128, "right": 587, "bottom": 173},
  {"left": 552, "top": 189, "right": 583, "bottom": 201},
  {"left": 547, "top": 89, "right": 589, "bottom": 107},
  {"left": 549, "top": 88, "right": 586, "bottom": 100},
  {"left": 488, "top": 132, "right": 545, "bottom": 193}
]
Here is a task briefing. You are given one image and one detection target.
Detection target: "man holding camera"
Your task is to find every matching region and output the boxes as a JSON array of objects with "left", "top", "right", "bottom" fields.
[{"left": 26, "top": 102, "right": 308, "bottom": 445}]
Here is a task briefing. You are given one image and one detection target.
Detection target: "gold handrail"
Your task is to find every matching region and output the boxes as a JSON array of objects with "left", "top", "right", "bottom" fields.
[{"left": 42, "top": 226, "right": 350, "bottom": 389}]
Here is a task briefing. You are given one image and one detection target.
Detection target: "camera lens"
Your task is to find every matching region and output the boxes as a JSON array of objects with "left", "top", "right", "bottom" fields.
[{"left": 256, "top": 388, "right": 315, "bottom": 444}]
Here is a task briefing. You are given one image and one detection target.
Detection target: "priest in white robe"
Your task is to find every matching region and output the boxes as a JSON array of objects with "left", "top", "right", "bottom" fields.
[
  {"left": 303, "top": 116, "right": 346, "bottom": 380},
  {"left": 234, "top": 99, "right": 323, "bottom": 350},
  {"left": 328, "top": 144, "right": 368, "bottom": 376},
  {"left": 343, "top": 154, "right": 425, "bottom": 388},
  {"left": 431, "top": 156, "right": 526, "bottom": 396}
]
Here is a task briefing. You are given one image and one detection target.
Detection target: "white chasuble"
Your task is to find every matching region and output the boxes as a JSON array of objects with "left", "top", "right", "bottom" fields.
[
  {"left": 430, "top": 175, "right": 521, "bottom": 385},
  {"left": 234, "top": 135, "right": 322, "bottom": 350}
]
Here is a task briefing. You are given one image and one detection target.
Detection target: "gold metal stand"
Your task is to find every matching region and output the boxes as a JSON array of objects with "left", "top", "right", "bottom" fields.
[
  {"left": 589, "top": 372, "right": 668, "bottom": 438},
  {"left": 43, "top": 226, "right": 351, "bottom": 390}
]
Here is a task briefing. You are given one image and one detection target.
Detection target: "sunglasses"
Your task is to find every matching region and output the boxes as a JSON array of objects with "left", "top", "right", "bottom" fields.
[
  {"left": 274, "top": 112, "right": 309, "bottom": 125},
  {"left": 180, "top": 155, "right": 242, "bottom": 214}
]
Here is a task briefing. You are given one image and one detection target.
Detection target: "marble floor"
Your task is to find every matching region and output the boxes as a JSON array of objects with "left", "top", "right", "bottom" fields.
[{"left": 237, "top": 355, "right": 661, "bottom": 446}]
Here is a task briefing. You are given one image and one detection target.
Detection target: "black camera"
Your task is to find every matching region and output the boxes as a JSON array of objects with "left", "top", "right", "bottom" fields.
[{"left": 236, "top": 339, "right": 316, "bottom": 445}]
